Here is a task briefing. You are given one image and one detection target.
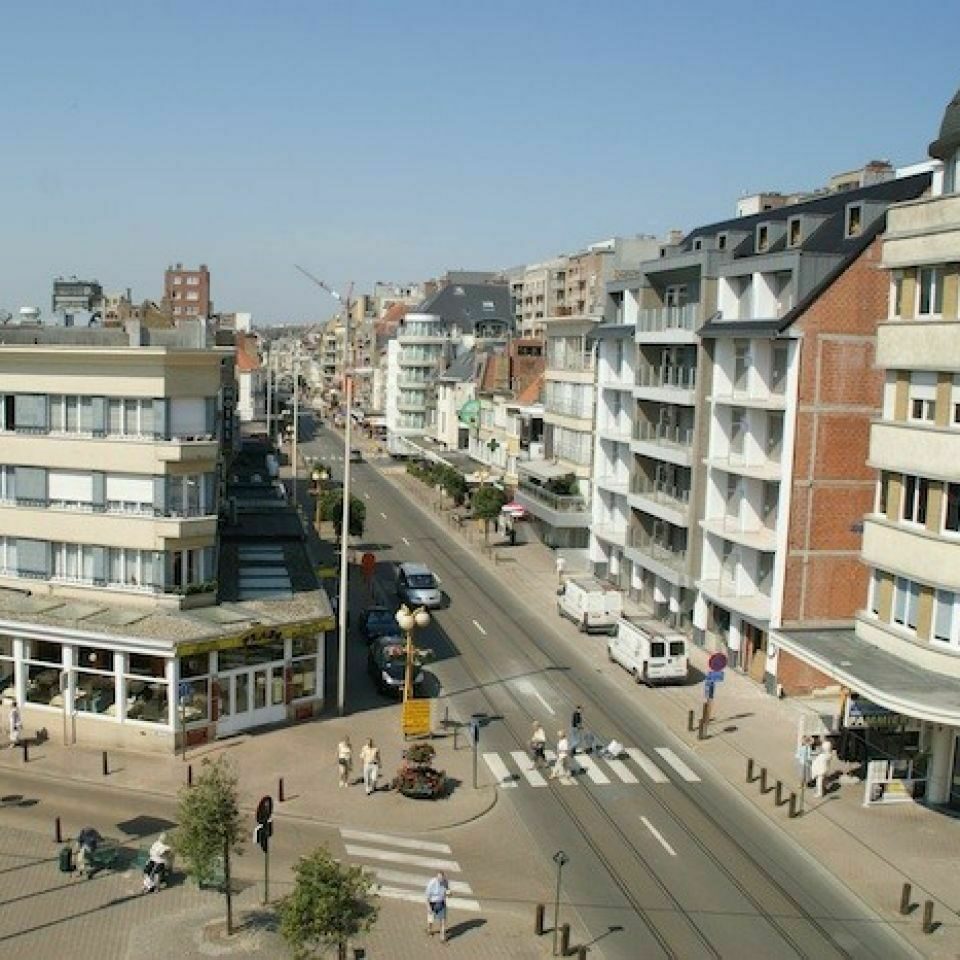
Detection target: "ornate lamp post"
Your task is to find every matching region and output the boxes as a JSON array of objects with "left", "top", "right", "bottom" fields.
[
  {"left": 395, "top": 604, "right": 431, "bottom": 702},
  {"left": 310, "top": 465, "right": 330, "bottom": 536}
]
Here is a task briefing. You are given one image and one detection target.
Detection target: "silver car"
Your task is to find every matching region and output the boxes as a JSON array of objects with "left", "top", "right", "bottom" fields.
[{"left": 396, "top": 562, "right": 443, "bottom": 609}]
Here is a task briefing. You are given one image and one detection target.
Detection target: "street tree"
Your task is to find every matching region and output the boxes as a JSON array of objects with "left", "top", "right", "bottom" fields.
[
  {"left": 173, "top": 756, "right": 243, "bottom": 935},
  {"left": 318, "top": 490, "right": 366, "bottom": 542},
  {"left": 472, "top": 484, "right": 507, "bottom": 544},
  {"left": 279, "top": 847, "right": 379, "bottom": 960}
]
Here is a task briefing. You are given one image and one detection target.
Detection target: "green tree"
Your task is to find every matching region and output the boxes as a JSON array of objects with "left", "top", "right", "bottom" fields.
[
  {"left": 279, "top": 847, "right": 379, "bottom": 960},
  {"left": 472, "top": 484, "right": 507, "bottom": 543},
  {"left": 546, "top": 472, "right": 579, "bottom": 496},
  {"left": 318, "top": 490, "right": 366, "bottom": 542},
  {"left": 441, "top": 466, "right": 467, "bottom": 506},
  {"left": 173, "top": 756, "right": 243, "bottom": 934}
]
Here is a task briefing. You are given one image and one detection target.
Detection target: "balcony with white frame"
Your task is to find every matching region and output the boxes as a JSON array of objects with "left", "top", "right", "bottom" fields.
[
  {"left": 597, "top": 339, "right": 636, "bottom": 391},
  {"left": 631, "top": 420, "right": 695, "bottom": 468},
  {"left": 628, "top": 476, "right": 690, "bottom": 528},
  {"left": 634, "top": 364, "right": 697, "bottom": 406},
  {"left": 635, "top": 303, "right": 700, "bottom": 344},
  {"left": 710, "top": 337, "right": 789, "bottom": 409},
  {"left": 697, "top": 534, "right": 774, "bottom": 622},
  {"left": 703, "top": 406, "right": 784, "bottom": 481},
  {"left": 626, "top": 523, "right": 689, "bottom": 582},
  {"left": 698, "top": 470, "right": 779, "bottom": 553}
]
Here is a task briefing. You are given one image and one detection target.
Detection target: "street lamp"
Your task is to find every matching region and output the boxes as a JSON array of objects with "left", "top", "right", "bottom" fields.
[
  {"left": 310, "top": 465, "right": 330, "bottom": 537},
  {"left": 395, "top": 604, "right": 430, "bottom": 702},
  {"left": 552, "top": 850, "right": 569, "bottom": 957}
]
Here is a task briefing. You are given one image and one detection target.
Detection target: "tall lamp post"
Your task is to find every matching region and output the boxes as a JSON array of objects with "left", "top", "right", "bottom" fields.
[
  {"left": 395, "top": 604, "right": 430, "bottom": 702},
  {"left": 552, "top": 850, "right": 569, "bottom": 957},
  {"left": 310, "top": 465, "right": 330, "bottom": 537},
  {"left": 295, "top": 265, "right": 353, "bottom": 716}
]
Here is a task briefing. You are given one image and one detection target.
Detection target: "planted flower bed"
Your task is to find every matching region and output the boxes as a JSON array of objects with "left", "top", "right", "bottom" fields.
[{"left": 393, "top": 743, "right": 448, "bottom": 800}]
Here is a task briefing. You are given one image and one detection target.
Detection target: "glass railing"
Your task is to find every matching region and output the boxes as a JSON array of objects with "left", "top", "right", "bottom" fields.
[
  {"left": 635, "top": 365, "right": 697, "bottom": 390},
  {"left": 637, "top": 304, "right": 698, "bottom": 333},
  {"left": 632, "top": 422, "right": 694, "bottom": 448},
  {"left": 630, "top": 480, "right": 691, "bottom": 510},
  {"left": 518, "top": 478, "right": 587, "bottom": 513},
  {"left": 627, "top": 530, "right": 687, "bottom": 569}
]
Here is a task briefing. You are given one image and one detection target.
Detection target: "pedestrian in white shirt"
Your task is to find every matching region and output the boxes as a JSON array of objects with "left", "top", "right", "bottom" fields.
[
  {"left": 550, "top": 731, "right": 570, "bottom": 780},
  {"left": 425, "top": 870, "right": 449, "bottom": 941},
  {"left": 337, "top": 736, "right": 353, "bottom": 788}
]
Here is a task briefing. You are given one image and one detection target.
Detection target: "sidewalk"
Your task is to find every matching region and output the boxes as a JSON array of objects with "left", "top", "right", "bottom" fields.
[{"left": 386, "top": 465, "right": 960, "bottom": 960}]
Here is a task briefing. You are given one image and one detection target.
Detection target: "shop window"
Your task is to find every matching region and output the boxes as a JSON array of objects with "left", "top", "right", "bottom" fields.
[
  {"left": 76, "top": 646, "right": 114, "bottom": 672},
  {"left": 180, "top": 653, "right": 211, "bottom": 678},
  {"left": 74, "top": 670, "right": 116, "bottom": 715},
  {"left": 127, "top": 680, "right": 169, "bottom": 724},
  {"left": 28, "top": 640, "right": 63, "bottom": 665},
  {"left": 180, "top": 677, "right": 209, "bottom": 723},
  {"left": 292, "top": 635, "right": 319, "bottom": 658},
  {"left": 129, "top": 653, "right": 166, "bottom": 678},
  {"left": 25, "top": 663, "right": 61, "bottom": 706}
]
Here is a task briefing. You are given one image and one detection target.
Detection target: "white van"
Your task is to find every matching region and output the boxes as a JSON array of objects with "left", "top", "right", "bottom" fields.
[
  {"left": 607, "top": 616, "right": 688, "bottom": 685},
  {"left": 557, "top": 578, "right": 623, "bottom": 634}
]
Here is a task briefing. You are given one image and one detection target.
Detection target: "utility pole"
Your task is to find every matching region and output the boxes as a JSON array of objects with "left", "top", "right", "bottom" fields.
[{"left": 292, "top": 342, "right": 300, "bottom": 510}]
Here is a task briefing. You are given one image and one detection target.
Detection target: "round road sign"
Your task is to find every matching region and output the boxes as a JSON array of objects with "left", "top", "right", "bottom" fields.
[
  {"left": 256, "top": 795, "right": 274, "bottom": 824},
  {"left": 708, "top": 652, "right": 728, "bottom": 673}
]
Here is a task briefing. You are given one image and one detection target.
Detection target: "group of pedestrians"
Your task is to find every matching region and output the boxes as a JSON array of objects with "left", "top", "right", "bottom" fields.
[
  {"left": 530, "top": 704, "right": 589, "bottom": 781},
  {"left": 336, "top": 736, "right": 382, "bottom": 795}
]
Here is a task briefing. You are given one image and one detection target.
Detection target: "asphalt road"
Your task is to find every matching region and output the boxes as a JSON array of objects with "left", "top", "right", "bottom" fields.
[{"left": 305, "top": 424, "right": 920, "bottom": 960}]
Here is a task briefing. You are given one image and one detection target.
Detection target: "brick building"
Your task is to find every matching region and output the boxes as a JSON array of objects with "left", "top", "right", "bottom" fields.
[{"left": 164, "top": 263, "right": 212, "bottom": 320}]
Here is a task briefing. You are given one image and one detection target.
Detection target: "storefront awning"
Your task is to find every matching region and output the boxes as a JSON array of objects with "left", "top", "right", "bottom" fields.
[{"left": 774, "top": 627, "right": 960, "bottom": 726}]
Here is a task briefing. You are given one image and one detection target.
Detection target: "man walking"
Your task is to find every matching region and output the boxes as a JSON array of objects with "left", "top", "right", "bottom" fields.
[
  {"left": 360, "top": 737, "right": 381, "bottom": 795},
  {"left": 570, "top": 704, "right": 583, "bottom": 755},
  {"left": 426, "top": 870, "right": 450, "bottom": 941},
  {"left": 530, "top": 722, "right": 547, "bottom": 769},
  {"left": 337, "top": 736, "right": 353, "bottom": 788},
  {"left": 550, "top": 730, "right": 570, "bottom": 781},
  {"left": 8, "top": 700, "right": 21, "bottom": 748}
]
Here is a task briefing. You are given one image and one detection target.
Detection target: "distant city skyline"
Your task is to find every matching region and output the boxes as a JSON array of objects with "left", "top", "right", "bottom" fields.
[{"left": 1, "top": 1, "right": 956, "bottom": 324}]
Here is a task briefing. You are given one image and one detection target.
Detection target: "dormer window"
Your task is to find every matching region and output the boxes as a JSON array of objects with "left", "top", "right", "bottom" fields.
[
  {"left": 693, "top": 238, "right": 703, "bottom": 251},
  {"left": 788, "top": 217, "right": 802, "bottom": 248},
  {"left": 756, "top": 224, "right": 769, "bottom": 253},
  {"left": 845, "top": 203, "right": 863, "bottom": 238},
  {"left": 659, "top": 246, "right": 667, "bottom": 258},
  {"left": 717, "top": 233, "right": 728, "bottom": 251}
]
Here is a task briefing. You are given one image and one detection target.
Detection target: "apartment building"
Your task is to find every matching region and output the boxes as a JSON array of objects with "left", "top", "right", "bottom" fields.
[
  {"left": 52, "top": 277, "right": 103, "bottom": 316},
  {"left": 772, "top": 94, "right": 960, "bottom": 807},
  {"left": 163, "top": 262, "right": 212, "bottom": 320},
  {"left": 508, "top": 259, "right": 568, "bottom": 336},
  {"left": 0, "top": 320, "right": 331, "bottom": 752}
]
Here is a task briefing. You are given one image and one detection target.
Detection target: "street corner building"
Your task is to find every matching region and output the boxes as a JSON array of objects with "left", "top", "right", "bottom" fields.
[{"left": 0, "top": 318, "right": 334, "bottom": 753}]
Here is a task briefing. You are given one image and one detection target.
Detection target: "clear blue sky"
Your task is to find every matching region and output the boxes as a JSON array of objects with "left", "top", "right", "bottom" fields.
[{"left": 1, "top": 1, "right": 956, "bottom": 324}]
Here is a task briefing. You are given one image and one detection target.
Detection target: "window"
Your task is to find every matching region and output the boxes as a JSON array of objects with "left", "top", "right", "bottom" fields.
[
  {"left": 172, "top": 276, "right": 182, "bottom": 285},
  {"left": 908, "top": 372, "right": 937, "bottom": 422},
  {"left": 693, "top": 239, "right": 702, "bottom": 251},
  {"left": 876, "top": 472, "right": 889, "bottom": 515},
  {"left": 186, "top": 276, "right": 199, "bottom": 285},
  {"left": 917, "top": 267, "right": 944, "bottom": 317},
  {"left": 845, "top": 204, "right": 862, "bottom": 238},
  {"left": 770, "top": 343, "right": 788, "bottom": 394},
  {"left": 868, "top": 570, "right": 881, "bottom": 616},
  {"left": 186, "top": 291, "right": 199, "bottom": 301},
  {"left": 901, "top": 474, "right": 929, "bottom": 525},
  {"left": 911, "top": 397, "right": 935, "bottom": 421},
  {"left": 944, "top": 483, "right": 960, "bottom": 534},
  {"left": 24, "top": 640, "right": 63, "bottom": 707},
  {"left": 933, "top": 590, "right": 959, "bottom": 648},
  {"left": 729, "top": 408, "right": 747, "bottom": 459},
  {"left": 892, "top": 577, "right": 919, "bottom": 631},
  {"left": 766, "top": 412, "right": 784, "bottom": 461},
  {"left": 890, "top": 271, "right": 903, "bottom": 318},
  {"left": 733, "top": 340, "right": 751, "bottom": 392},
  {"left": 756, "top": 225, "right": 769, "bottom": 252},
  {"left": 788, "top": 217, "right": 801, "bottom": 247},
  {"left": 717, "top": 233, "right": 727, "bottom": 251}
]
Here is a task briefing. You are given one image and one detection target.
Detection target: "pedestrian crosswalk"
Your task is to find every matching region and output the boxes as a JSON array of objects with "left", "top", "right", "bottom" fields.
[
  {"left": 339, "top": 828, "right": 481, "bottom": 913},
  {"left": 481, "top": 745, "right": 701, "bottom": 789}
]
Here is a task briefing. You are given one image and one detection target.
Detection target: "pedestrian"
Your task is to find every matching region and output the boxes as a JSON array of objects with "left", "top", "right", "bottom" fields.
[
  {"left": 811, "top": 741, "right": 835, "bottom": 798},
  {"left": 361, "top": 737, "right": 381, "bottom": 795},
  {"left": 530, "top": 722, "right": 547, "bottom": 769},
  {"left": 794, "top": 736, "right": 813, "bottom": 785},
  {"left": 550, "top": 730, "right": 570, "bottom": 780},
  {"left": 337, "top": 736, "right": 353, "bottom": 788},
  {"left": 555, "top": 554, "right": 566, "bottom": 585},
  {"left": 570, "top": 704, "right": 583, "bottom": 754},
  {"left": 8, "top": 700, "right": 22, "bottom": 748},
  {"left": 425, "top": 870, "right": 450, "bottom": 941}
]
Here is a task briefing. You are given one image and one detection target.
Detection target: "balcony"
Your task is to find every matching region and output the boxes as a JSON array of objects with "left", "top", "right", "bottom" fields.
[
  {"left": 636, "top": 305, "right": 699, "bottom": 342},
  {"left": 626, "top": 529, "right": 688, "bottom": 577},
  {"left": 868, "top": 419, "right": 960, "bottom": 477},
  {"left": 877, "top": 320, "right": 960, "bottom": 370},
  {"left": 704, "top": 451, "right": 782, "bottom": 482},
  {"left": 630, "top": 422, "right": 694, "bottom": 468},
  {"left": 592, "top": 523, "right": 627, "bottom": 548},
  {"left": 697, "top": 576, "right": 772, "bottom": 622},
  {"left": 397, "top": 375, "right": 431, "bottom": 389},
  {"left": 700, "top": 516, "right": 777, "bottom": 552},
  {"left": 596, "top": 416, "right": 632, "bottom": 442},
  {"left": 634, "top": 365, "right": 697, "bottom": 406},
  {"left": 862, "top": 516, "right": 960, "bottom": 593},
  {"left": 883, "top": 194, "right": 960, "bottom": 270},
  {"left": 630, "top": 478, "right": 690, "bottom": 513},
  {"left": 515, "top": 477, "right": 590, "bottom": 529}
]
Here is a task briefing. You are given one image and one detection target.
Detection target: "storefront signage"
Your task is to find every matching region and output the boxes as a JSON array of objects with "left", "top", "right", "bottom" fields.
[
  {"left": 176, "top": 619, "right": 331, "bottom": 658},
  {"left": 843, "top": 698, "right": 908, "bottom": 730}
]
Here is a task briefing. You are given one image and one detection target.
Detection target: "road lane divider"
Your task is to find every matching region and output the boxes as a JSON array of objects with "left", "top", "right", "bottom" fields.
[{"left": 640, "top": 816, "right": 677, "bottom": 857}]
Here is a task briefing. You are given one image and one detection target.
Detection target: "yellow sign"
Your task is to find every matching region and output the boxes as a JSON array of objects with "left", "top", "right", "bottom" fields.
[
  {"left": 402, "top": 699, "right": 432, "bottom": 737},
  {"left": 317, "top": 566, "right": 338, "bottom": 579},
  {"left": 176, "top": 619, "right": 331, "bottom": 658}
]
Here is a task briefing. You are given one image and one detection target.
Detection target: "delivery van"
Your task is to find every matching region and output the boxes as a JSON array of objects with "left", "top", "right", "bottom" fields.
[
  {"left": 557, "top": 578, "right": 623, "bottom": 634},
  {"left": 607, "top": 616, "right": 688, "bottom": 685}
]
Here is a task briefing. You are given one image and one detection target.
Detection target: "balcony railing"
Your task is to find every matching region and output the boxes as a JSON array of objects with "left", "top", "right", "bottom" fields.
[
  {"left": 636, "top": 365, "right": 697, "bottom": 391},
  {"left": 630, "top": 479, "right": 691, "bottom": 510},
  {"left": 632, "top": 422, "right": 694, "bottom": 449},
  {"left": 544, "top": 400, "right": 593, "bottom": 420},
  {"left": 627, "top": 529, "right": 687, "bottom": 570},
  {"left": 518, "top": 478, "right": 587, "bottom": 513},
  {"left": 637, "top": 304, "right": 698, "bottom": 334}
]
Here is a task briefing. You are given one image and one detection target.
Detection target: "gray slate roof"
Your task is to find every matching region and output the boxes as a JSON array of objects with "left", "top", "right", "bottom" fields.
[{"left": 416, "top": 283, "right": 513, "bottom": 332}]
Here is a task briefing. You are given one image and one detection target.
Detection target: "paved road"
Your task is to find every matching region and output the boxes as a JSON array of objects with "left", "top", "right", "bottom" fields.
[{"left": 306, "top": 425, "right": 920, "bottom": 960}]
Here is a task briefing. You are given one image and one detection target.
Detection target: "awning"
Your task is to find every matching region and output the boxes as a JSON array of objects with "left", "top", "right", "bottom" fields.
[
  {"left": 774, "top": 626, "right": 960, "bottom": 726},
  {"left": 501, "top": 501, "right": 527, "bottom": 518}
]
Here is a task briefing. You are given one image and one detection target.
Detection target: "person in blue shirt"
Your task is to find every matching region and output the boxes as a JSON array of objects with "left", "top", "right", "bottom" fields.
[{"left": 425, "top": 870, "right": 450, "bottom": 941}]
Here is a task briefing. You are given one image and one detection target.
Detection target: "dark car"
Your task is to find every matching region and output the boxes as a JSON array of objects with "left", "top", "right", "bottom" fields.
[
  {"left": 359, "top": 606, "right": 398, "bottom": 644},
  {"left": 367, "top": 636, "right": 424, "bottom": 697}
]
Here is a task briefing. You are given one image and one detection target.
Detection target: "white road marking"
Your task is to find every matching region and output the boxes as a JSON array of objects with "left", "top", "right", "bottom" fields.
[
  {"left": 472, "top": 620, "right": 487, "bottom": 636},
  {"left": 512, "top": 678, "right": 556, "bottom": 716},
  {"left": 380, "top": 512, "right": 387, "bottom": 519},
  {"left": 482, "top": 752, "right": 518, "bottom": 788},
  {"left": 341, "top": 829, "right": 451, "bottom": 854},
  {"left": 344, "top": 845, "right": 460, "bottom": 872},
  {"left": 641, "top": 816, "right": 677, "bottom": 857},
  {"left": 574, "top": 753, "right": 610, "bottom": 784},
  {"left": 510, "top": 750, "right": 548, "bottom": 787},
  {"left": 655, "top": 748, "right": 701, "bottom": 782},
  {"left": 604, "top": 756, "right": 639, "bottom": 784},
  {"left": 402, "top": 537, "right": 410, "bottom": 546},
  {"left": 543, "top": 750, "right": 575, "bottom": 784},
  {"left": 375, "top": 886, "right": 481, "bottom": 912},
  {"left": 626, "top": 748, "right": 669, "bottom": 783},
  {"left": 371, "top": 867, "right": 473, "bottom": 894}
]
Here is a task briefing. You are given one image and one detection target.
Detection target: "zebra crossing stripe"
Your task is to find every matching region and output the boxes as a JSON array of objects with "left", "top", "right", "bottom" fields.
[
  {"left": 654, "top": 748, "right": 701, "bottom": 782},
  {"left": 573, "top": 754, "right": 610, "bottom": 784},
  {"left": 510, "top": 750, "right": 548, "bottom": 787},
  {"left": 371, "top": 867, "right": 472, "bottom": 895},
  {"left": 343, "top": 845, "right": 461, "bottom": 873},
  {"left": 604, "top": 756, "right": 639, "bottom": 784},
  {"left": 543, "top": 750, "right": 575, "bottom": 784},
  {"left": 341, "top": 829, "right": 452, "bottom": 854},
  {"left": 626, "top": 748, "right": 669, "bottom": 783},
  {"left": 482, "top": 752, "right": 518, "bottom": 788},
  {"left": 376, "top": 886, "right": 481, "bottom": 913}
]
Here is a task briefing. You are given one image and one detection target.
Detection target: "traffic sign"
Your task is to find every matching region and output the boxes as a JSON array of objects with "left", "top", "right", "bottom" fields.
[
  {"left": 178, "top": 681, "right": 190, "bottom": 705},
  {"left": 401, "top": 699, "right": 431, "bottom": 737},
  {"left": 707, "top": 670, "right": 725, "bottom": 683},
  {"left": 468, "top": 719, "right": 480, "bottom": 745},
  {"left": 708, "top": 652, "right": 728, "bottom": 672},
  {"left": 256, "top": 795, "right": 274, "bottom": 825}
]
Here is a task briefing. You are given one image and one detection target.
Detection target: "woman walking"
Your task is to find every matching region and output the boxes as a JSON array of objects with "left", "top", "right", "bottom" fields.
[
  {"left": 360, "top": 738, "right": 381, "bottom": 795},
  {"left": 426, "top": 870, "right": 450, "bottom": 941},
  {"left": 337, "top": 736, "right": 353, "bottom": 788},
  {"left": 530, "top": 722, "right": 547, "bottom": 769}
]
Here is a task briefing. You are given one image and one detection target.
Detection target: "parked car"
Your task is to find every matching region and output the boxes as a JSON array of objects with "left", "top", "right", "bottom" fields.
[
  {"left": 557, "top": 578, "right": 622, "bottom": 634},
  {"left": 359, "top": 606, "right": 399, "bottom": 644},
  {"left": 349, "top": 448, "right": 363, "bottom": 462},
  {"left": 396, "top": 562, "right": 443, "bottom": 609},
  {"left": 607, "top": 617, "right": 688, "bottom": 685},
  {"left": 367, "top": 636, "right": 424, "bottom": 697}
]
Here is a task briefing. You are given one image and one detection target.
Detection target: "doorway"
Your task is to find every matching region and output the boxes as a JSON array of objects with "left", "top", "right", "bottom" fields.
[
  {"left": 741, "top": 622, "right": 767, "bottom": 682},
  {"left": 217, "top": 664, "right": 286, "bottom": 735}
]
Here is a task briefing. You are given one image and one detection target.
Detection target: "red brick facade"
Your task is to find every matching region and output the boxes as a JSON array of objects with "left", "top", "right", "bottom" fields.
[
  {"left": 780, "top": 237, "right": 886, "bottom": 625},
  {"left": 776, "top": 648, "right": 836, "bottom": 696}
]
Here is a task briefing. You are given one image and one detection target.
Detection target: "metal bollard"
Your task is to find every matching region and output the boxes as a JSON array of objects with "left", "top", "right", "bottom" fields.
[
  {"left": 187, "top": 764, "right": 193, "bottom": 787},
  {"left": 577, "top": 947, "right": 588, "bottom": 960},
  {"left": 21, "top": 741, "right": 28, "bottom": 763},
  {"left": 899, "top": 882, "right": 912, "bottom": 916},
  {"left": 560, "top": 922, "right": 571, "bottom": 956},
  {"left": 453, "top": 724, "right": 459, "bottom": 751},
  {"left": 535, "top": 903, "right": 545, "bottom": 936},
  {"left": 697, "top": 716, "right": 707, "bottom": 740},
  {"left": 101, "top": 751, "right": 109, "bottom": 776},
  {"left": 746, "top": 757, "right": 755, "bottom": 782},
  {"left": 759, "top": 767, "right": 768, "bottom": 793},
  {"left": 774, "top": 780, "right": 783, "bottom": 806},
  {"left": 922, "top": 900, "right": 935, "bottom": 934},
  {"left": 55, "top": 816, "right": 63, "bottom": 844},
  {"left": 279, "top": 777, "right": 285, "bottom": 802},
  {"left": 687, "top": 709, "right": 695, "bottom": 732},
  {"left": 788, "top": 792, "right": 799, "bottom": 818}
]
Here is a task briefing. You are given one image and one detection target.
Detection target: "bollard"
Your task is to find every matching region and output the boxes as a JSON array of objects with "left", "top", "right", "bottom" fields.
[
  {"left": 187, "top": 764, "right": 193, "bottom": 787},
  {"left": 697, "top": 716, "right": 707, "bottom": 740},
  {"left": 101, "top": 751, "right": 109, "bottom": 777},
  {"left": 922, "top": 900, "right": 934, "bottom": 934},
  {"left": 759, "top": 767, "right": 768, "bottom": 793},
  {"left": 444, "top": 705, "right": 449, "bottom": 725},
  {"left": 560, "top": 922, "right": 571, "bottom": 956},
  {"left": 21, "top": 741, "right": 28, "bottom": 763},
  {"left": 55, "top": 816, "right": 63, "bottom": 844},
  {"left": 774, "top": 780, "right": 783, "bottom": 806},
  {"left": 788, "top": 792, "right": 799, "bottom": 818},
  {"left": 279, "top": 777, "right": 285, "bottom": 803},
  {"left": 746, "top": 757, "right": 755, "bottom": 782},
  {"left": 899, "top": 882, "right": 912, "bottom": 916},
  {"left": 687, "top": 709, "right": 695, "bottom": 732},
  {"left": 535, "top": 903, "right": 545, "bottom": 936},
  {"left": 453, "top": 724, "right": 459, "bottom": 751},
  {"left": 577, "top": 947, "right": 588, "bottom": 960}
]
